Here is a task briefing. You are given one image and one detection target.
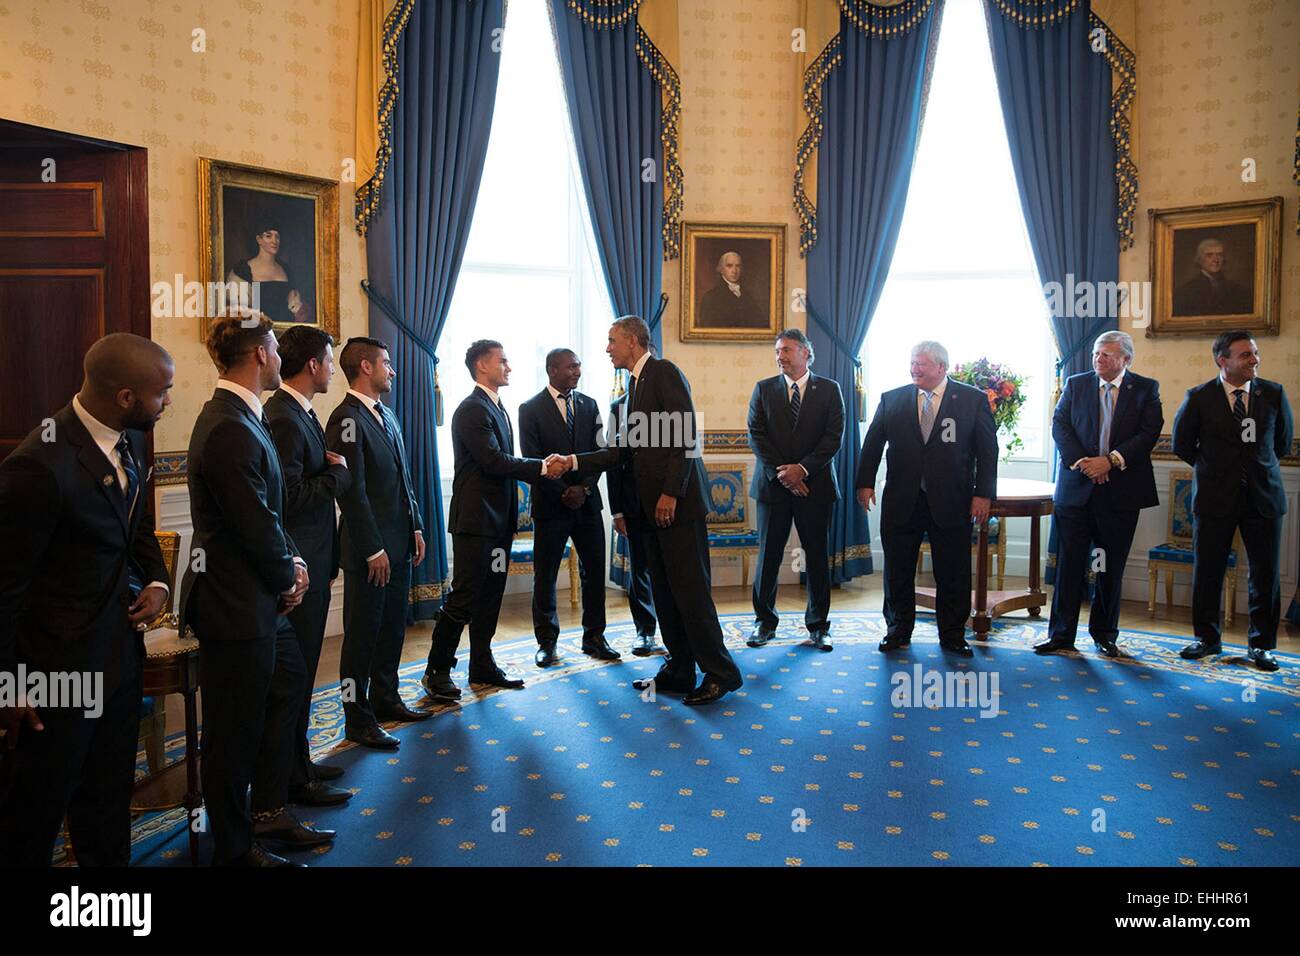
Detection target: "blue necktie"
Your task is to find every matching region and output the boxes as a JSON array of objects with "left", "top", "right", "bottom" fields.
[
  {"left": 117, "top": 433, "right": 145, "bottom": 596},
  {"left": 562, "top": 392, "right": 575, "bottom": 442},
  {"left": 790, "top": 382, "right": 801, "bottom": 426}
]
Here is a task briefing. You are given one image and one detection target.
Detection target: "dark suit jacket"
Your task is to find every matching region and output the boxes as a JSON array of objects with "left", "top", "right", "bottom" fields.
[
  {"left": 747, "top": 373, "right": 845, "bottom": 504},
  {"left": 179, "top": 390, "right": 300, "bottom": 643},
  {"left": 446, "top": 387, "right": 542, "bottom": 539},
  {"left": 265, "top": 389, "right": 351, "bottom": 585},
  {"left": 518, "top": 387, "right": 603, "bottom": 522},
  {"left": 576, "top": 355, "right": 708, "bottom": 526},
  {"left": 1171, "top": 376, "right": 1293, "bottom": 518},
  {"left": 1052, "top": 370, "right": 1162, "bottom": 510},
  {"left": 0, "top": 404, "right": 167, "bottom": 692},
  {"left": 326, "top": 393, "right": 423, "bottom": 571},
  {"left": 605, "top": 394, "right": 639, "bottom": 522},
  {"left": 1172, "top": 272, "right": 1252, "bottom": 316},
  {"left": 699, "top": 283, "right": 766, "bottom": 329},
  {"left": 855, "top": 379, "right": 998, "bottom": 530}
]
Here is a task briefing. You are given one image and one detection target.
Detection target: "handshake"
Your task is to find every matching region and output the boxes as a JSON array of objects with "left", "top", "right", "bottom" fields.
[{"left": 542, "top": 453, "right": 573, "bottom": 479}]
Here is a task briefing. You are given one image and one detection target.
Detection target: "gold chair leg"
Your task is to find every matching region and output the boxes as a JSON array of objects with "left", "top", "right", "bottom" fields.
[
  {"left": 1147, "top": 568, "right": 1157, "bottom": 616},
  {"left": 568, "top": 550, "right": 579, "bottom": 609}
]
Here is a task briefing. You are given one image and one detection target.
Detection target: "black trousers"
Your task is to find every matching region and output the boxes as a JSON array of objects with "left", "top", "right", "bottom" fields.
[
  {"left": 1048, "top": 498, "right": 1140, "bottom": 644},
  {"left": 881, "top": 491, "right": 971, "bottom": 642},
  {"left": 425, "top": 531, "right": 513, "bottom": 672},
  {"left": 0, "top": 647, "right": 142, "bottom": 867},
  {"left": 752, "top": 495, "right": 833, "bottom": 631},
  {"left": 619, "top": 520, "right": 658, "bottom": 636},
  {"left": 340, "top": 558, "right": 411, "bottom": 727},
  {"left": 286, "top": 581, "right": 332, "bottom": 787},
  {"left": 199, "top": 619, "right": 306, "bottom": 864},
  {"left": 1192, "top": 496, "right": 1283, "bottom": 649},
  {"left": 640, "top": 515, "right": 742, "bottom": 689},
  {"left": 532, "top": 514, "right": 606, "bottom": 645}
]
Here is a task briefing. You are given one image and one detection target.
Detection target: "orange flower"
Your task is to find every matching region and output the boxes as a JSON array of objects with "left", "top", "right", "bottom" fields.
[{"left": 985, "top": 388, "right": 998, "bottom": 411}]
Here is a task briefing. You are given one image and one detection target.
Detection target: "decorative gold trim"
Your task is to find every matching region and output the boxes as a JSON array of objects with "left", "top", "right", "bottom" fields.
[
  {"left": 635, "top": 23, "right": 683, "bottom": 260},
  {"left": 410, "top": 579, "right": 451, "bottom": 604},
  {"left": 354, "top": 0, "right": 417, "bottom": 237},
  {"left": 565, "top": 0, "right": 644, "bottom": 29},
  {"left": 794, "top": 34, "right": 842, "bottom": 257},
  {"left": 986, "top": 0, "right": 1081, "bottom": 29},
  {"left": 1089, "top": 12, "right": 1137, "bottom": 252},
  {"left": 838, "top": 0, "right": 938, "bottom": 38}
]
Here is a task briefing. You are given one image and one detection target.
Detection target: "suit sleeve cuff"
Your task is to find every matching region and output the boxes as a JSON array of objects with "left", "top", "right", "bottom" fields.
[
  {"left": 1071, "top": 458, "right": 1086, "bottom": 470},
  {"left": 144, "top": 581, "right": 169, "bottom": 595},
  {"left": 366, "top": 549, "right": 385, "bottom": 562}
]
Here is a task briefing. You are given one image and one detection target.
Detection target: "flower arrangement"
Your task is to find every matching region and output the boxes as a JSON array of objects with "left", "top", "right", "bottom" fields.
[{"left": 949, "top": 358, "right": 1027, "bottom": 460}]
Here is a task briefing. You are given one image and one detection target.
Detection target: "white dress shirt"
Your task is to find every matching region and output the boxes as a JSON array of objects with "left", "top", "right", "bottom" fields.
[
  {"left": 1219, "top": 373, "right": 1252, "bottom": 412},
  {"left": 782, "top": 370, "right": 812, "bottom": 479},
  {"left": 215, "top": 379, "right": 265, "bottom": 420},
  {"left": 915, "top": 376, "right": 948, "bottom": 420},
  {"left": 279, "top": 382, "right": 315, "bottom": 415},
  {"left": 71, "top": 395, "right": 169, "bottom": 596}
]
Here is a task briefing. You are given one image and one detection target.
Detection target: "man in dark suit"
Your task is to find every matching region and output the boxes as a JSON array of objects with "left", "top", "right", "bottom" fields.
[
  {"left": 181, "top": 315, "right": 333, "bottom": 867},
  {"left": 1172, "top": 239, "right": 1253, "bottom": 316},
  {"left": 553, "top": 316, "right": 743, "bottom": 705},
  {"left": 1035, "top": 332, "right": 1163, "bottom": 658},
  {"left": 265, "top": 326, "right": 352, "bottom": 806},
  {"left": 421, "top": 340, "right": 548, "bottom": 700},
  {"left": 326, "top": 336, "right": 428, "bottom": 750},
  {"left": 0, "top": 334, "right": 172, "bottom": 866},
  {"left": 608, "top": 390, "right": 662, "bottom": 657},
  {"left": 855, "top": 341, "right": 998, "bottom": 657},
  {"left": 1172, "top": 330, "right": 1293, "bottom": 671},
  {"left": 519, "top": 348, "right": 618, "bottom": 667},
  {"left": 747, "top": 328, "right": 845, "bottom": 651},
  {"left": 698, "top": 251, "right": 767, "bottom": 329}
]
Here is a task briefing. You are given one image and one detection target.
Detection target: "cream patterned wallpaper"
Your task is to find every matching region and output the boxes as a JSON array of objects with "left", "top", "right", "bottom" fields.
[
  {"left": 1121, "top": 0, "right": 1300, "bottom": 404},
  {"left": 0, "top": 0, "right": 366, "bottom": 454}
]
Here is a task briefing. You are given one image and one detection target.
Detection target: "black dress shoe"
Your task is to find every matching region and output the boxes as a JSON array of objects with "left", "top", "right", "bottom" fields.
[
  {"left": 747, "top": 623, "right": 776, "bottom": 647},
  {"left": 582, "top": 634, "right": 621, "bottom": 660},
  {"left": 254, "top": 810, "right": 335, "bottom": 849},
  {"left": 1180, "top": 640, "right": 1222, "bottom": 660},
  {"left": 804, "top": 629, "right": 833, "bottom": 652},
  {"left": 345, "top": 723, "right": 400, "bottom": 750},
  {"left": 421, "top": 671, "right": 462, "bottom": 701},
  {"left": 631, "top": 632, "right": 662, "bottom": 656},
  {"left": 632, "top": 668, "right": 695, "bottom": 694},
  {"left": 227, "top": 843, "right": 305, "bottom": 867},
  {"left": 1248, "top": 648, "right": 1279, "bottom": 672},
  {"left": 372, "top": 701, "right": 434, "bottom": 723},
  {"left": 1094, "top": 639, "right": 1121, "bottom": 658},
  {"left": 535, "top": 643, "right": 559, "bottom": 667},
  {"left": 288, "top": 779, "right": 353, "bottom": 807},
  {"left": 683, "top": 679, "right": 733, "bottom": 706},
  {"left": 878, "top": 634, "right": 912, "bottom": 652},
  {"left": 468, "top": 666, "right": 525, "bottom": 689},
  {"left": 1033, "top": 637, "right": 1076, "bottom": 654},
  {"left": 940, "top": 639, "right": 974, "bottom": 657},
  {"left": 311, "top": 761, "right": 344, "bottom": 781}
]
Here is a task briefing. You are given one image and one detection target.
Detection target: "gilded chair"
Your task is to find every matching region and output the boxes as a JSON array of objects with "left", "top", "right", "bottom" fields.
[
  {"left": 1148, "top": 469, "right": 1236, "bottom": 625},
  {"left": 508, "top": 481, "right": 580, "bottom": 608},
  {"left": 704, "top": 462, "right": 760, "bottom": 587}
]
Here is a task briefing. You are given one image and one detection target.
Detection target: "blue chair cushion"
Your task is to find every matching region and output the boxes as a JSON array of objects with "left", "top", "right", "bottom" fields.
[
  {"left": 140, "top": 696, "right": 157, "bottom": 718},
  {"left": 1148, "top": 543, "right": 1236, "bottom": 568},
  {"left": 708, "top": 529, "right": 760, "bottom": 549},
  {"left": 511, "top": 538, "right": 571, "bottom": 564}
]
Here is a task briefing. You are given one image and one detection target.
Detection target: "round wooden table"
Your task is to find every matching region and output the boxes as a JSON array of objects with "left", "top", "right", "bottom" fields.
[{"left": 915, "top": 477, "right": 1055, "bottom": 636}]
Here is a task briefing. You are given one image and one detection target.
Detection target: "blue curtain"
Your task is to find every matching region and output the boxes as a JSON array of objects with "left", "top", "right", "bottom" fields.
[
  {"left": 364, "top": 0, "right": 504, "bottom": 618},
  {"left": 984, "top": 0, "right": 1123, "bottom": 586},
  {"left": 549, "top": 1, "right": 673, "bottom": 587},
  {"left": 804, "top": 3, "right": 944, "bottom": 584}
]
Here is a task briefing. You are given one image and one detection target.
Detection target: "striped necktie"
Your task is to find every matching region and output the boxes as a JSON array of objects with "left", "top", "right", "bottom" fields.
[
  {"left": 562, "top": 392, "right": 575, "bottom": 441},
  {"left": 1232, "top": 389, "right": 1248, "bottom": 486},
  {"left": 116, "top": 433, "right": 145, "bottom": 595},
  {"left": 790, "top": 381, "right": 801, "bottom": 426}
]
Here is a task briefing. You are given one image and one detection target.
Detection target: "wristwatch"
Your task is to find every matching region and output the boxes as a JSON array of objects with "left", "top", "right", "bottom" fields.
[{"left": 1107, "top": 451, "right": 1122, "bottom": 468}]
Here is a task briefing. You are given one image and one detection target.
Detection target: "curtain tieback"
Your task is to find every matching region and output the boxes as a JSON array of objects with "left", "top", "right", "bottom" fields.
[
  {"left": 361, "top": 279, "right": 444, "bottom": 426},
  {"left": 804, "top": 297, "right": 867, "bottom": 422}
]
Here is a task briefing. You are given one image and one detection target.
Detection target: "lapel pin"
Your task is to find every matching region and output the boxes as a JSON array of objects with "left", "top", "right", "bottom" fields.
[{"left": 102, "top": 475, "right": 114, "bottom": 487}]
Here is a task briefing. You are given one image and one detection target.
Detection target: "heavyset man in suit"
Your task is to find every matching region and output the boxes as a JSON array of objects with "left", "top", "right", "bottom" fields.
[
  {"left": 0, "top": 334, "right": 173, "bottom": 866},
  {"left": 181, "top": 315, "right": 333, "bottom": 867},
  {"left": 327, "top": 336, "right": 428, "bottom": 750},
  {"left": 747, "top": 328, "right": 845, "bottom": 651},
  {"left": 608, "top": 389, "right": 662, "bottom": 656},
  {"left": 265, "top": 326, "right": 353, "bottom": 805},
  {"left": 856, "top": 340, "right": 998, "bottom": 657},
  {"left": 1035, "top": 331, "right": 1163, "bottom": 658},
  {"left": 421, "top": 340, "right": 549, "bottom": 700},
  {"left": 554, "top": 316, "right": 743, "bottom": 705},
  {"left": 1173, "top": 330, "right": 1293, "bottom": 671},
  {"left": 519, "top": 348, "right": 619, "bottom": 666}
]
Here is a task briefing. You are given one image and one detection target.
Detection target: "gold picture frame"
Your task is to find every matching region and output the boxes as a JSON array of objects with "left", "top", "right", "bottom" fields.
[
  {"left": 198, "top": 157, "right": 339, "bottom": 341},
  {"left": 680, "top": 221, "right": 785, "bottom": 342},
  {"left": 1146, "top": 196, "right": 1282, "bottom": 337}
]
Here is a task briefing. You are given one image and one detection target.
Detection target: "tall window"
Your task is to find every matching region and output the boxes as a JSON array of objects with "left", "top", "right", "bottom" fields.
[
  {"left": 436, "top": 0, "right": 615, "bottom": 485},
  {"left": 861, "top": 0, "right": 1054, "bottom": 466}
]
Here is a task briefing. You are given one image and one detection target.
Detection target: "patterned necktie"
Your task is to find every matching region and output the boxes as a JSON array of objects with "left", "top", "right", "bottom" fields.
[
  {"left": 919, "top": 390, "right": 936, "bottom": 443},
  {"left": 790, "top": 381, "right": 801, "bottom": 426},
  {"left": 116, "top": 433, "right": 145, "bottom": 596},
  {"left": 562, "top": 392, "right": 575, "bottom": 441},
  {"left": 1233, "top": 389, "right": 1248, "bottom": 486},
  {"left": 1099, "top": 382, "right": 1115, "bottom": 456},
  {"left": 627, "top": 374, "right": 637, "bottom": 410}
]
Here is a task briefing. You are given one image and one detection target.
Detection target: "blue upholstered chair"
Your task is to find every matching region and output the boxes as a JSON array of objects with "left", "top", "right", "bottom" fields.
[
  {"left": 1148, "top": 469, "right": 1236, "bottom": 625},
  {"left": 916, "top": 516, "right": 1005, "bottom": 589},
  {"left": 508, "top": 481, "right": 579, "bottom": 608},
  {"left": 704, "top": 463, "right": 760, "bottom": 587}
]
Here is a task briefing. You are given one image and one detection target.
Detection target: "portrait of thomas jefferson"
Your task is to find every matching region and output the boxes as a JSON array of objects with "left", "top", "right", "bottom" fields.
[
  {"left": 698, "top": 251, "right": 768, "bottom": 329},
  {"left": 1171, "top": 235, "right": 1254, "bottom": 317}
]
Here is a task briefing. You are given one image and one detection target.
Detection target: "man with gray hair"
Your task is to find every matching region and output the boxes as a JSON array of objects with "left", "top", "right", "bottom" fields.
[
  {"left": 1035, "top": 330, "right": 1162, "bottom": 657},
  {"left": 1172, "top": 237, "right": 1252, "bottom": 316},
  {"left": 855, "top": 341, "right": 998, "bottom": 657},
  {"left": 699, "top": 250, "right": 766, "bottom": 329}
]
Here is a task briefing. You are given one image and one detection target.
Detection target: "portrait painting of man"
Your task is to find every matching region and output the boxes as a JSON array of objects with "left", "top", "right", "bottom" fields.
[{"left": 681, "top": 222, "right": 784, "bottom": 342}]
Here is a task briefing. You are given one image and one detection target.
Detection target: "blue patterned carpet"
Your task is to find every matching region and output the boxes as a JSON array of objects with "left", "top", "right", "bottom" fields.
[{"left": 132, "top": 612, "right": 1300, "bottom": 867}]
